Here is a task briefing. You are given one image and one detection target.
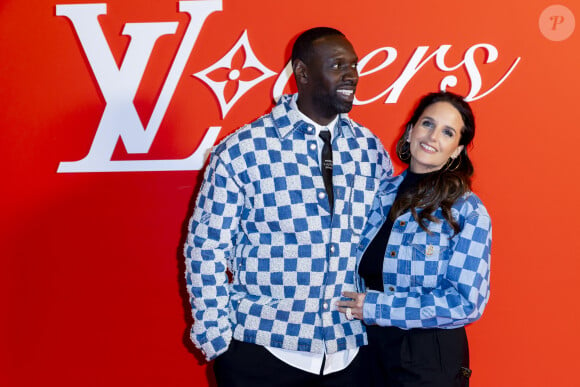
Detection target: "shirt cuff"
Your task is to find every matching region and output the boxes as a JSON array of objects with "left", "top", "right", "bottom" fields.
[{"left": 363, "top": 289, "right": 393, "bottom": 326}]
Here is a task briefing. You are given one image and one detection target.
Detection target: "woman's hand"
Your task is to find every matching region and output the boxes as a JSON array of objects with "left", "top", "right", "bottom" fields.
[{"left": 336, "top": 291, "right": 366, "bottom": 320}]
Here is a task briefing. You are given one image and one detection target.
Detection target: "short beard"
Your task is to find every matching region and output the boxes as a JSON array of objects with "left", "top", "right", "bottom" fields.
[
  {"left": 314, "top": 94, "right": 353, "bottom": 119},
  {"left": 333, "top": 99, "right": 353, "bottom": 114}
]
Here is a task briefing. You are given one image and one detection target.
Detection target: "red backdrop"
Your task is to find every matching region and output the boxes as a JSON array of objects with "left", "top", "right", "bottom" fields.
[{"left": 2, "top": 1, "right": 579, "bottom": 386}]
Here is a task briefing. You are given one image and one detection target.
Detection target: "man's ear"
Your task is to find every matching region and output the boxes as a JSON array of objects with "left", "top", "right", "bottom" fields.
[{"left": 293, "top": 59, "right": 308, "bottom": 85}]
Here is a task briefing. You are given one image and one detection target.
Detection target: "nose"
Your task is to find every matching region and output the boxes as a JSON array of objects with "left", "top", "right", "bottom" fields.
[
  {"left": 343, "top": 66, "right": 358, "bottom": 84},
  {"left": 427, "top": 128, "right": 439, "bottom": 141}
]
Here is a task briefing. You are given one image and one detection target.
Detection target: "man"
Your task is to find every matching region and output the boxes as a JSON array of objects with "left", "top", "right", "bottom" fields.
[{"left": 184, "top": 27, "right": 392, "bottom": 386}]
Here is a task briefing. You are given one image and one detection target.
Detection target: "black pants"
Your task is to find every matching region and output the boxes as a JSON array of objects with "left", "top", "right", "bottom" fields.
[
  {"left": 213, "top": 339, "right": 371, "bottom": 387},
  {"left": 364, "top": 325, "right": 471, "bottom": 387}
]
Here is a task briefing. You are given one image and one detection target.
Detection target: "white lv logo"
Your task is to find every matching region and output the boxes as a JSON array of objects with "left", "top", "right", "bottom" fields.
[{"left": 56, "top": 1, "right": 222, "bottom": 172}]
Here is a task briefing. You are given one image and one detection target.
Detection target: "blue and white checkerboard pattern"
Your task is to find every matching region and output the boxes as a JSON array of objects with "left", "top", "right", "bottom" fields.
[
  {"left": 359, "top": 172, "right": 492, "bottom": 329},
  {"left": 185, "top": 94, "right": 392, "bottom": 360}
]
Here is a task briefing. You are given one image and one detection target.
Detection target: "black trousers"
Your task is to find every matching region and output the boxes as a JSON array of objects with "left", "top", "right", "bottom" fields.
[
  {"left": 213, "top": 339, "right": 371, "bottom": 387},
  {"left": 363, "top": 325, "right": 471, "bottom": 387}
]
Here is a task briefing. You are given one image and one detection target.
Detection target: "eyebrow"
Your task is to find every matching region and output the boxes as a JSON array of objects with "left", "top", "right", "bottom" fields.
[
  {"left": 327, "top": 55, "right": 358, "bottom": 62},
  {"left": 422, "top": 116, "right": 458, "bottom": 133}
]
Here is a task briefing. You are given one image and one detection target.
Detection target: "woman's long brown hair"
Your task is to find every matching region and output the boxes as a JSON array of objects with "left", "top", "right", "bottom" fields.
[{"left": 390, "top": 91, "right": 476, "bottom": 234}]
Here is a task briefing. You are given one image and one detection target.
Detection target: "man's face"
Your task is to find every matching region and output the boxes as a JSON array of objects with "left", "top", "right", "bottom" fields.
[{"left": 300, "top": 35, "right": 359, "bottom": 124}]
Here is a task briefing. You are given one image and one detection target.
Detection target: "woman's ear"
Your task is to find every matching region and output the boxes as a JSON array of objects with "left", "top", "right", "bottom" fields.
[{"left": 451, "top": 145, "right": 464, "bottom": 159}]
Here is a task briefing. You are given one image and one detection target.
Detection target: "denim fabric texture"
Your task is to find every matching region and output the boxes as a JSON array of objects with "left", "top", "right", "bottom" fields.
[
  {"left": 357, "top": 171, "right": 492, "bottom": 329},
  {"left": 185, "top": 94, "right": 392, "bottom": 360}
]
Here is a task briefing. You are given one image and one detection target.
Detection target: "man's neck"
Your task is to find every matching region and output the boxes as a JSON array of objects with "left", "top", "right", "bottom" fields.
[
  {"left": 295, "top": 96, "right": 337, "bottom": 126},
  {"left": 293, "top": 96, "right": 338, "bottom": 135}
]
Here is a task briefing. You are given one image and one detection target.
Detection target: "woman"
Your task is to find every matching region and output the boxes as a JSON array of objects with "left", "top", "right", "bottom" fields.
[{"left": 337, "top": 91, "right": 491, "bottom": 386}]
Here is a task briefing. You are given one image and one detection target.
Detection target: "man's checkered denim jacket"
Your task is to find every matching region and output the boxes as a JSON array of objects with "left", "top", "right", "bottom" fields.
[
  {"left": 184, "top": 94, "right": 392, "bottom": 361},
  {"left": 357, "top": 171, "right": 492, "bottom": 329}
]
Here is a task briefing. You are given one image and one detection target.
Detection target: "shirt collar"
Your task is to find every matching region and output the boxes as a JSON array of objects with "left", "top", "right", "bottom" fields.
[
  {"left": 273, "top": 94, "right": 355, "bottom": 140},
  {"left": 291, "top": 96, "right": 338, "bottom": 138}
]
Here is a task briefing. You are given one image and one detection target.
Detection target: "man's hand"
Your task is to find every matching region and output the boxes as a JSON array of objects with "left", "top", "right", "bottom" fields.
[{"left": 336, "top": 291, "right": 366, "bottom": 320}]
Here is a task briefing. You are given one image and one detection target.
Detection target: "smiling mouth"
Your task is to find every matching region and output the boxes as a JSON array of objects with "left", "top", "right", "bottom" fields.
[
  {"left": 420, "top": 143, "right": 437, "bottom": 152},
  {"left": 337, "top": 88, "right": 355, "bottom": 100}
]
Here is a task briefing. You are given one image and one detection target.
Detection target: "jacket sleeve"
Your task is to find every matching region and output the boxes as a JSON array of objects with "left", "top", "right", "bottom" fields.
[
  {"left": 184, "top": 152, "right": 243, "bottom": 360},
  {"left": 363, "top": 206, "right": 492, "bottom": 329},
  {"left": 377, "top": 137, "right": 394, "bottom": 180}
]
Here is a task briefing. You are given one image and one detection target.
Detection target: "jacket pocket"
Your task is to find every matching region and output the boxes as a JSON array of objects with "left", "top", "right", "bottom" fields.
[{"left": 410, "top": 238, "right": 449, "bottom": 288}]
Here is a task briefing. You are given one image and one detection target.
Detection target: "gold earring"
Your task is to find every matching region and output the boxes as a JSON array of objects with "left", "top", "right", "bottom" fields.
[
  {"left": 399, "top": 142, "right": 411, "bottom": 160},
  {"left": 444, "top": 153, "right": 461, "bottom": 172}
]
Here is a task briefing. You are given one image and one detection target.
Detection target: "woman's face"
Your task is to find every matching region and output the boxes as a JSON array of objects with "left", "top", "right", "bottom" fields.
[{"left": 408, "top": 101, "right": 464, "bottom": 174}]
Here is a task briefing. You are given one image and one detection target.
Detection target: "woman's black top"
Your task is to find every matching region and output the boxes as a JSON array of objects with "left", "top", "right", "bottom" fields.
[{"left": 358, "top": 170, "right": 431, "bottom": 291}]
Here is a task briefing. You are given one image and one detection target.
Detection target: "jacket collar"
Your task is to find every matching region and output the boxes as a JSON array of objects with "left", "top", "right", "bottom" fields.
[
  {"left": 379, "top": 169, "right": 407, "bottom": 196},
  {"left": 273, "top": 94, "right": 357, "bottom": 140}
]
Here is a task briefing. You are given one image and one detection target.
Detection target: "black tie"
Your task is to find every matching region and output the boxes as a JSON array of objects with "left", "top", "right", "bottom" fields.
[{"left": 319, "top": 129, "right": 334, "bottom": 213}]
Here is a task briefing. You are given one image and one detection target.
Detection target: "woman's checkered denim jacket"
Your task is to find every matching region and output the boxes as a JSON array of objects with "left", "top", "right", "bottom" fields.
[
  {"left": 356, "top": 171, "right": 492, "bottom": 329},
  {"left": 184, "top": 94, "right": 392, "bottom": 361}
]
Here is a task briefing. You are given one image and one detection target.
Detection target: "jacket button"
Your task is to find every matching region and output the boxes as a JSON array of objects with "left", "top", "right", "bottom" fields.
[
  {"left": 388, "top": 286, "right": 395, "bottom": 292},
  {"left": 390, "top": 251, "right": 396, "bottom": 257},
  {"left": 399, "top": 221, "right": 406, "bottom": 226}
]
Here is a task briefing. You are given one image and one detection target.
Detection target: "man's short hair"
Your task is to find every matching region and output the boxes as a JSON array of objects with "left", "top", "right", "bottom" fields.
[{"left": 291, "top": 27, "right": 346, "bottom": 66}]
